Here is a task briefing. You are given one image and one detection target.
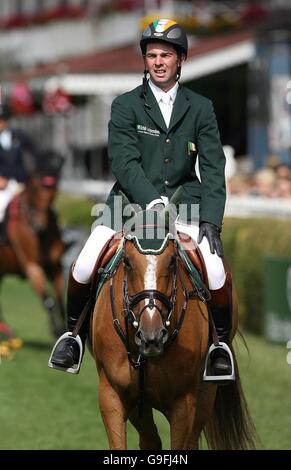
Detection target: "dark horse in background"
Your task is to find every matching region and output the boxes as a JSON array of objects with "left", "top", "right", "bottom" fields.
[
  {"left": 91, "top": 205, "right": 256, "bottom": 450},
  {"left": 0, "top": 150, "right": 66, "bottom": 341}
]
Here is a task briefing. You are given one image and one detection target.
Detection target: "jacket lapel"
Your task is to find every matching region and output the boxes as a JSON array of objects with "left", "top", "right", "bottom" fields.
[
  {"left": 143, "top": 85, "right": 168, "bottom": 133},
  {"left": 168, "top": 85, "right": 190, "bottom": 132}
]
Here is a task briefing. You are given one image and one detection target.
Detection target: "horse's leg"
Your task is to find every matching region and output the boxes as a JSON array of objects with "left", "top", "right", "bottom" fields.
[
  {"left": 10, "top": 228, "right": 62, "bottom": 337},
  {"left": 47, "top": 262, "right": 66, "bottom": 336},
  {"left": 9, "top": 227, "right": 47, "bottom": 297},
  {"left": 51, "top": 263, "right": 65, "bottom": 319},
  {"left": 129, "top": 406, "right": 162, "bottom": 450},
  {"left": 191, "top": 383, "right": 217, "bottom": 449},
  {"left": 98, "top": 369, "right": 127, "bottom": 450},
  {"left": 165, "top": 392, "right": 198, "bottom": 450}
]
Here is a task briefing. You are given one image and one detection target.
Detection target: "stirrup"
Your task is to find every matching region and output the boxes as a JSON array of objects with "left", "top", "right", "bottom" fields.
[
  {"left": 48, "top": 332, "right": 83, "bottom": 374},
  {"left": 203, "top": 342, "right": 235, "bottom": 383}
]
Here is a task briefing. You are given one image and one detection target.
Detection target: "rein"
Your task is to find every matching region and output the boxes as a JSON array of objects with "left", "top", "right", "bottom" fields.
[
  {"left": 109, "top": 245, "right": 197, "bottom": 361},
  {"left": 108, "top": 239, "right": 205, "bottom": 417}
]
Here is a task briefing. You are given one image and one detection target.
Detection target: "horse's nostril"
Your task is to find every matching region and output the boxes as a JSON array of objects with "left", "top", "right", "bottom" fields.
[{"left": 135, "top": 329, "right": 144, "bottom": 346}]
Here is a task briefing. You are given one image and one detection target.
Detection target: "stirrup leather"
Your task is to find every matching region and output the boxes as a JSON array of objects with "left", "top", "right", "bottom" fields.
[
  {"left": 48, "top": 332, "right": 83, "bottom": 374},
  {"left": 203, "top": 342, "right": 235, "bottom": 383}
]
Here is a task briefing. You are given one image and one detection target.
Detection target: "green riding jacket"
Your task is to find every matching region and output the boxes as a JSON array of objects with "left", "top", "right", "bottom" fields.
[{"left": 105, "top": 82, "right": 226, "bottom": 229}]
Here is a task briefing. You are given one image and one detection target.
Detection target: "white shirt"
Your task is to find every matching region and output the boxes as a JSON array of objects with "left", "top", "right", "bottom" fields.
[
  {"left": 146, "top": 80, "right": 178, "bottom": 209},
  {"left": 148, "top": 80, "right": 178, "bottom": 128}
]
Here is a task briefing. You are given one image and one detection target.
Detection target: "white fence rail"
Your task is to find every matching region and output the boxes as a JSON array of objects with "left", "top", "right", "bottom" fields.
[{"left": 60, "top": 179, "right": 291, "bottom": 220}]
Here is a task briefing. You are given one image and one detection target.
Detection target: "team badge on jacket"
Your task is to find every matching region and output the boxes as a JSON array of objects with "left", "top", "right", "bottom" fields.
[{"left": 188, "top": 141, "right": 196, "bottom": 155}]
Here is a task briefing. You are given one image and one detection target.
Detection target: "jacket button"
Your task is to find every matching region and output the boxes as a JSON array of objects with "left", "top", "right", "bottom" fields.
[
  {"left": 164, "top": 180, "right": 170, "bottom": 186},
  {"left": 164, "top": 158, "right": 170, "bottom": 163},
  {"left": 165, "top": 138, "right": 171, "bottom": 143}
]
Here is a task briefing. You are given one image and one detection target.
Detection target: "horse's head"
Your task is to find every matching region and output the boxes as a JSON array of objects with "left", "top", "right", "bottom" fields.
[
  {"left": 123, "top": 210, "right": 177, "bottom": 358},
  {"left": 25, "top": 150, "right": 64, "bottom": 230}
]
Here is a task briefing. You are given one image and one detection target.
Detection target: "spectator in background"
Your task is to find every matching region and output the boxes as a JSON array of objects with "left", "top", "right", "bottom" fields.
[
  {"left": 0, "top": 104, "right": 38, "bottom": 221},
  {"left": 274, "top": 163, "right": 291, "bottom": 179},
  {"left": 274, "top": 176, "right": 291, "bottom": 199},
  {"left": 249, "top": 168, "right": 277, "bottom": 197},
  {"left": 223, "top": 145, "right": 237, "bottom": 194},
  {"left": 272, "top": 162, "right": 291, "bottom": 198}
]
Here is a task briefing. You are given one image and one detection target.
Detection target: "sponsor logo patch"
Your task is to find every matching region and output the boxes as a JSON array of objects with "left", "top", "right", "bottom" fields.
[{"left": 137, "top": 124, "right": 160, "bottom": 137}]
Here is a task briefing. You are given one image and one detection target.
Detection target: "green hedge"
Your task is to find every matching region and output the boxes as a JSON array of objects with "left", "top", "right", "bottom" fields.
[
  {"left": 55, "top": 192, "right": 95, "bottom": 229},
  {"left": 223, "top": 218, "right": 291, "bottom": 334}
]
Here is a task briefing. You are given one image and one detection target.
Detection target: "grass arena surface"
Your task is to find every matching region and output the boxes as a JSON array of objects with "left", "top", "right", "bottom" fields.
[{"left": 0, "top": 276, "right": 291, "bottom": 450}]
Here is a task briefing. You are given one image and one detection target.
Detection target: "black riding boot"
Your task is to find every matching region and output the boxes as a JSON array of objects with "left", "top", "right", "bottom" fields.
[
  {"left": 50, "top": 268, "right": 91, "bottom": 369},
  {"left": 209, "top": 274, "right": 233, "bottom": 377},
  {"left": 209, "top": 305, "right": 232, "bottom": 375}
]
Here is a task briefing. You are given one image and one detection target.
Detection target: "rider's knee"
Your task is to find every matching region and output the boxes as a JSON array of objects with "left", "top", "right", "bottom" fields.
[
  {"left": 72, "top": 261, "right": 92, "bottom": 284},
  {"left": 205, "top": 259, "right": 226, "bottom": 290},
  {"left": 73, "top": 225, "right": 116, "bottom": 284}
]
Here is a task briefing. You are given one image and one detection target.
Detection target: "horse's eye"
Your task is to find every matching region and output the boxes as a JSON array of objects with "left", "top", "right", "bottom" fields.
[{"left": 124, "top": 257, "right": 132, "bottom": 270}]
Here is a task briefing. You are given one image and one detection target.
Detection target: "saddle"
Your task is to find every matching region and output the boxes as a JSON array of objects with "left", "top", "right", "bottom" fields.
[
  {"left": 176, "top": 230, "right": 209, "bottom": 289},
  {"left": 90, "top": 231, "right": 124, "bottom": 299},
  {"left": 0, "top": 195, "right": 21, "bottom": 245}
]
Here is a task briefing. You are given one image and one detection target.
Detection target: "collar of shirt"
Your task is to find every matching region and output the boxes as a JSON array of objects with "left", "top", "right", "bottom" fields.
[{"left": 148, "top": 80, "right": 179, "bottom": 106}]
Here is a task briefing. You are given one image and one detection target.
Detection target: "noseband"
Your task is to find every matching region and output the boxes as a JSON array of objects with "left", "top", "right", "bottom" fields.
[{"left": 122, "top": 263, "right": 177, "bottom": 329}]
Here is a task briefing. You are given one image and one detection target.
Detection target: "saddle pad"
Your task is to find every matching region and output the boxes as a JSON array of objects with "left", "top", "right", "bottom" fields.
[
  {"left": 95, "top": 247, "right": 123, "bottom": 299},
  {"left": 177, "top": 242, "right": 210, "bottom": 302}
]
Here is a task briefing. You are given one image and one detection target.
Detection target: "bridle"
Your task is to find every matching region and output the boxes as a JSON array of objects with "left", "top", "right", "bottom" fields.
[
  {"left": 122, "top": 261, "right": 177, "bottom": 330},
  {"left": 21, "top": 177, "right": 58, "bottom": 232},
  {"left": 108, "top": 235, "right": 202, "bottom": 418},
  {"left": 109, "top": 239, "right": 197, "bottom": 368}
]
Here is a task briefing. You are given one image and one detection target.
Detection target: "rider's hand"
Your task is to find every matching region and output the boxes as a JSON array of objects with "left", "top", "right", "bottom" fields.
[
  {"left": 197, "top": 222, "right": 223, "bottom": 258},
  {"left": 151, "top": 203, "right": 165, "bottom": 213}
]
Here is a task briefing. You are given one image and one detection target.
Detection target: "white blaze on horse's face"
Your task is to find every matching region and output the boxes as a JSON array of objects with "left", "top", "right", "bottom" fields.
[{"left": 144, "top": 255, "right": 157, "bottom": 318}]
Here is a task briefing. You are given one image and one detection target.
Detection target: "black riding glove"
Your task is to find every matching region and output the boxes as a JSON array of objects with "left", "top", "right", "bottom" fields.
[{"left": 197, "top": 222, "right": 224, "bottom": 258}]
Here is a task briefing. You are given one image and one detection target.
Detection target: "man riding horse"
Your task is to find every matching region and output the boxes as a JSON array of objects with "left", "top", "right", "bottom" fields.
[
  {"left": 0, "top": 103, "right": 38, "bottom": 224},
  {"left": 49, "top": 18, "right": 234, "bottom": 381}
]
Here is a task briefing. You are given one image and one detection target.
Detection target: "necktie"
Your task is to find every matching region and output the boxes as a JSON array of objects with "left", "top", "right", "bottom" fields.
[{"left": 160, "top": 94, "right": 172, "bottom": 128}]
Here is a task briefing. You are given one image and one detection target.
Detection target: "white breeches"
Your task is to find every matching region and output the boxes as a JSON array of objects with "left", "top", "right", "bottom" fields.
[
  {"left": 73, "top": 220, "right": 226, "bottom": 290},
  {"left": 72, "top": 225, "right": 116, "bottom": 284},
  {"left": 175, "top": 219, "right": 226, "bottom": 290},
  {"left": 0, "top": 180, "right": 23, "bottom": 223}
]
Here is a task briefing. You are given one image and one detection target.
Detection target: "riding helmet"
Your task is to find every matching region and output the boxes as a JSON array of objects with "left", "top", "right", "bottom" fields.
[{"left": 140, "top": 18, "right": 188, "bottom": 57}]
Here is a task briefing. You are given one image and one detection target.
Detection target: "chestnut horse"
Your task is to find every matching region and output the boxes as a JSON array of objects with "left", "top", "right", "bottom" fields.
[
  {"left": 91, "top": 213, "right": 256, "bottom": 450},
  {"left": 0, "top": 151, "right": 65, "bottom": 338}
]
